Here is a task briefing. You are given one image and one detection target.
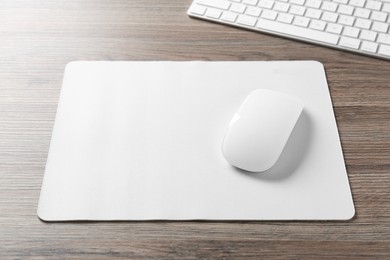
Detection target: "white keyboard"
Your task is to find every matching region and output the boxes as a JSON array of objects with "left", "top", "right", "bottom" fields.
[{"left": 188, "top": 0, "right": 390, "bottom": 60}]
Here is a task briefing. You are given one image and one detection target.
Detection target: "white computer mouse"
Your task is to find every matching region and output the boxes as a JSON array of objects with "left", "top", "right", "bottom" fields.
[{"left": 222, "top": 89, "right": 304, "bottom": 172}]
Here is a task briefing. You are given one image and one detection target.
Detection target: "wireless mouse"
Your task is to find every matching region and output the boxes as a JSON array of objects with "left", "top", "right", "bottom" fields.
[{"left": 222, "top": 89, "right": 304, "bottom": 172}]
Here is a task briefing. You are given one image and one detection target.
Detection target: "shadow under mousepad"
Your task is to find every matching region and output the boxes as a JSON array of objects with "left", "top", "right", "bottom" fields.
[{"left": 38, "top": 61, "right": 355, "bottom": 221}]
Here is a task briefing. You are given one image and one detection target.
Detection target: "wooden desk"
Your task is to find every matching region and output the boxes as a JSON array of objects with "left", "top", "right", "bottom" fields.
[{"left": 1, "top": 0, "right": 389, "bottom": 258}]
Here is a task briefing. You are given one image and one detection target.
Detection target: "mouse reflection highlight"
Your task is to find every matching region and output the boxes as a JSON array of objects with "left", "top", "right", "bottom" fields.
[{"left": 232, "top": 110, "right": 311, "bottom": 181}]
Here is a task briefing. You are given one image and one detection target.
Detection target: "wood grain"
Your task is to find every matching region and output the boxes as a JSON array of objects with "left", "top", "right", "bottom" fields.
[{"left": 1, "top": 0, "right": 390, "bottom": 258}]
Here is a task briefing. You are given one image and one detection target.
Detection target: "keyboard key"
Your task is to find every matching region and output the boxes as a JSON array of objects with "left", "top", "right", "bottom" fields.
[
  {"left": 326, "top": 23, "right": 343, "bottom": 34},
  {"left": 290, "top": 0, "right": 305, "bottom": 6},
  {"left": 189, "top": 4, "right": 207, "bottom": 15},
  {"left": 360, "top": 41, "right": 378, "bottom": 52},
  {"left": 306, "top": 8, "right": 322, "bottom": 19},
  {"left": 338, "top": 4, "right": 354, "bottom": 15},
  {"left": 309, "top": 19, "right": 326, "bottom": 31},
  {"left": 383, "top": 3, "right": 390, "bottom": 13},
  {"left": 349, "top": 0, "right": 366, "bottom": 8},
  {"left": 197, "top": 0, "right": 231, "bottom": 10},
  {"left": 365, "top": 0, "right": 381, "bottom": 11},
  {"left": 360, "top": 30, "right": 377, "bottom": 41},
  {"left": 205, "top": 8, "right": 223, "bottom": 18},
  {"left": 354, "top": 7, "right": 371, "bottom": 18},
  {"left": 355, "top": 18, "right": 371, "bottom": 29},
  {"left": 321, "top": 2, "right": 338, "bottom": 12},
  {"left": 343, "top": 26, "right": 360, "bottom": 37},
  {"left": 277, "top": 13, "right": 294, "bottom": 23},
  {"left": 333, "top": 0, "right": 348, "bottom": 4},
  {"left": 372, "top": 22, "right": 389, "bottom": 33},
  {"left": 261, "top": 9, "right": 278, "bottom": 20},
  {"left": 231, "top": 3, "right": 247, "bottom": 13},
  {"left": 378, "top": 44, "right": 390, "bottom": 57},
  {"left": 221, "top": 11, "right": 238, "bottom": 22},
  {"left": 305, "top": 0, "right": 321, "bottom": 9},
  {"left": 377, "top": 34, "right": 390, "bottom": 44},
  {"left": 274, "top": 2, "right": 290, "bottom": 12},
  {"left": 293, "top": 16, "right": 310, "bottom": 27},
  {"left": 322, "top": 11, "right": 338, "bottom": 22},
  {"left": 237, "top": 15, "right": 258, "bottom": 26},
  {"left": 258, "top": 0, "right": 274, "bottom": 9},
  {"left": 243, "top": 0, "right": 258, "bottom": 6},
  {"left": 338, "top": 15, "right": 355, "bottom": 26},
  {"left": 246, "top": 6, "right": 262, "bottom": 17},
  {"left": 370, "top": 11, "right": 387, "bottom": 22},
  {"left": 256, "top": 18, "right": 339, "bottom": 44},
  {"left": 289, "top": 5, "right": 306, "bottom": 16},
  {"left": 339, "top": 36, "right": 361, "bottom": 49}
]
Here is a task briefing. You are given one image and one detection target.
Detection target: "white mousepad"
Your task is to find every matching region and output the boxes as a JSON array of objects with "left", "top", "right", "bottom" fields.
[{"left": 38, "top": 61, "right": 355, "bottom": 221}]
